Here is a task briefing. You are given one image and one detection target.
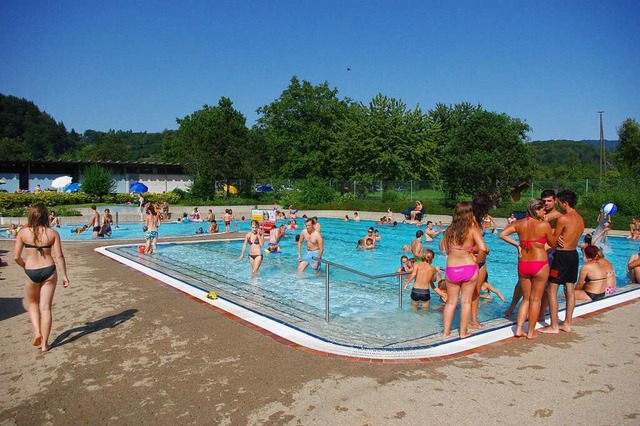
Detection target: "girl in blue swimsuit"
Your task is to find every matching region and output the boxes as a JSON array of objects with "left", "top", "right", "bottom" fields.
[{"left": 13, "top": 203, "right": 70, "bottom": 353}]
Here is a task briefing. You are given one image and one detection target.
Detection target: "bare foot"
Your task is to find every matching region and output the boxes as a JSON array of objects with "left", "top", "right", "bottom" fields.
[
  {"left": 559, "top": 323, "right": 573, "bottom": 333},
  {"left": 459, "top": 332, "right": 470, "bottom": 339},
  {"left": 442, "top": 332, "right": 451, "bottom": 338},
  {"left": 32, "top": 335, "right": 42, "bottom": 347},
  {"left": 526, "top": 331, "right": 539, "bottom": 339},
  {"left": 539, "top": 326, "right": 560, "bottom": 334},
  {"left": 40, "top": 345, "right": 50, "bottom": 354},
  {"left": 514, "top": 326, "right": 525, "bottom": 338},
  {"left": 468, "top": 322, "right": 484, "bottom": 329}
]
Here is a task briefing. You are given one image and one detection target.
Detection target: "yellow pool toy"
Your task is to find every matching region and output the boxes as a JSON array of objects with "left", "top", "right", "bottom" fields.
[{"left": 206, "top": 291, "right": 218, "bottom": 300}]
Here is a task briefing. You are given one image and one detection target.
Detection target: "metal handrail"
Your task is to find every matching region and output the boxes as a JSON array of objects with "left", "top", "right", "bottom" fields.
[{"left": 313, "top": 257, "right": 410, "bottom": 323}]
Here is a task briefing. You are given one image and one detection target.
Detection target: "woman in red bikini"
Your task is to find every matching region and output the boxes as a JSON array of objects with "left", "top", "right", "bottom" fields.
[
  {"left": 13, "top": 203, "right": 70, "bottom": 353},
  {"left": 499, "top": 198, "right": 557, "bottom": 339},
  {"left": 440, "top": 201, "right": 487, "bottom": 338}
]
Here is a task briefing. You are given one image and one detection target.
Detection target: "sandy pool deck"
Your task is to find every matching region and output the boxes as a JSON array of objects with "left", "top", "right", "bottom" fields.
[{"left": 1, "top": 233, "right": 639, "bottom": 425}]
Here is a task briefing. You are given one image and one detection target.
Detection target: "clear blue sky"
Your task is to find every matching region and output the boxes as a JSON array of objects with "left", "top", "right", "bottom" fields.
[{"left": 1, "top": 0, "right": 638, "bottom": 141}]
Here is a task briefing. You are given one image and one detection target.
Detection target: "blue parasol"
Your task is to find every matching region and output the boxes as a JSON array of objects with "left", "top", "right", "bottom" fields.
[
  {"left": 130, "top": 182, "right": 148, "bottom": 193},
  {"left": 63, "top": 182, "right": 81, "bottom": 193}
]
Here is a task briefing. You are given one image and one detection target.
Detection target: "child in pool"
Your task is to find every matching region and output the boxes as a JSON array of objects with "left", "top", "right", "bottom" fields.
[{"left": 404, "top": 249, "right": 438, "bottom": 310}]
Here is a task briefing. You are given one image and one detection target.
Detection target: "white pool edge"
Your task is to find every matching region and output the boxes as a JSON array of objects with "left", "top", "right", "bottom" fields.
[{"left": 95, "top": 243, "right": 640, "bottom": 360}]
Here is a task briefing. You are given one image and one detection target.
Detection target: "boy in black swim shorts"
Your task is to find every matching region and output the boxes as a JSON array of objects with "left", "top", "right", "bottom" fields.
[{"left": 404, "top": 249, "right": 438, "bottom": 311}]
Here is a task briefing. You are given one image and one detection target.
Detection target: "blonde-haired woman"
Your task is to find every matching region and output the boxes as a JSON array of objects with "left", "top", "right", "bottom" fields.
[
  {"left": 14, "top": 203, "right": 69, "bottom": 353},
  {"left": 499, "top": 198, "right": 556, "bottom": 339},
  {"left": 440, "top": 201, "right": 487, "bottom": 338}
]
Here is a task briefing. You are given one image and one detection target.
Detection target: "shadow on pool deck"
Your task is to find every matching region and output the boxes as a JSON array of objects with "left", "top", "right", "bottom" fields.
[{"left": 50, "top": 309, "right": 138, "bottom": 349}]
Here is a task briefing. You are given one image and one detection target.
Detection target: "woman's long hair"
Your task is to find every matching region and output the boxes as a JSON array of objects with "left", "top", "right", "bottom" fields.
[
  {"left": 472, "top": 193, "right": 491, "bottom": 227},
  {"left": 446, "top": 201, "right": 475, "bottom": 246},
  {"left": 28, "top": 203, "right": 50, "bottom": 244}
]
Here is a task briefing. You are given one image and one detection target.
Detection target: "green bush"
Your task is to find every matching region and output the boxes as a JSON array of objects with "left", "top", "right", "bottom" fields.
[
  {"left": 80, "top": 165, "right": 116, "bottom": 196},
  {"left": 2, "top": 206, "right": 27, "bottom": 217},
  {"left": 54, "top": 207, "right": 82, "bottom": 216},
  {"left": 381, "top": 189, "right": 402, "bottom": 203},
  {"left": 0, "top": 192, "right": 94, "bottom": 211},
  {"left": 294, "top": 177, "right": 338, "bottom": 205}
]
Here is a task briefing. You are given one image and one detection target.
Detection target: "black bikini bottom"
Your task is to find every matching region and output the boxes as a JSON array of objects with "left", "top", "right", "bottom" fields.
[{"left": 25, "top": 265, "right": 56, "bottom": 284}]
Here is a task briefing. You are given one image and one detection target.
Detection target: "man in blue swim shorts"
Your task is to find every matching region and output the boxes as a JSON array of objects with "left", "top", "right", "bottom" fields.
[{"left": 297, "top": 218, "right": 324, "bottom": 275}]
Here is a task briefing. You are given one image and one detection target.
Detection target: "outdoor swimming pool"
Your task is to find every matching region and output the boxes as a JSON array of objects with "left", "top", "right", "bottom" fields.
[{"left": 99, "top": 217, "right": 640, "bottom": 357}]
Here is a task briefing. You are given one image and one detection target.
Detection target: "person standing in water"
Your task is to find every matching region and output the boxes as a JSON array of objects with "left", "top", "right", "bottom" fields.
[
  {"left": 13, "top": 203, "right": 70, "bottom": 353},
  {"left": 239, "top": 220, "right": 264, "bottom": 278},
  {"left": 297, "top": 218, "right": 324, "bottom": 275},
  {"left": 143, "top": 204, "right": 161, "bottom": 254},
  {"left": 88, "top": 205, "right": 101, "bottom": 238}
]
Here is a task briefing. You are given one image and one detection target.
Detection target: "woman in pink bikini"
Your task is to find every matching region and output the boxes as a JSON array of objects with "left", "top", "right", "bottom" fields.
[
  {"left": 499, "top": 198, "right": 557, "bottom": 339},
  {"left": 440, "top": 201, "right": 487, "bottom": 338}
]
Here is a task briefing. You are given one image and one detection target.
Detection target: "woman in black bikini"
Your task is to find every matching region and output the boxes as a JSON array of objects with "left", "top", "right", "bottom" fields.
[
  {"left": 239, "top": 220, "right": 264, "bottom": 278},
  {"left": 575, "top": 245, "right": 608, "bottom": 301},
  {"left": 13, "top": 203, "right": 70, "bottom": 353}
]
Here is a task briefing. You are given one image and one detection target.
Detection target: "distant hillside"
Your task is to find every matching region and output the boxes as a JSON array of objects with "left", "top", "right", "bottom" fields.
[
  {"left": 527, "top": 139, "right": 601, "bottom": 167},
  {"left": 579, "top": 139, "right": 619, "bottom": 151},
  {"left": 530, "top": 139, "right": 618, "bottom": 151}
]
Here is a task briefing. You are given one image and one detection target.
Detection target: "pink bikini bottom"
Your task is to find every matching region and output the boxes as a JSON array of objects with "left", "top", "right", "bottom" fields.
[{"left": 445, "top": 264, "right": 478, "bottom": 285}]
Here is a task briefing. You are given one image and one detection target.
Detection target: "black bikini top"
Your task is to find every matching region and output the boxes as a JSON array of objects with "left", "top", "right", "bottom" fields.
[{"left": 24, "top": 243, "right": 53, "bottom": 256}]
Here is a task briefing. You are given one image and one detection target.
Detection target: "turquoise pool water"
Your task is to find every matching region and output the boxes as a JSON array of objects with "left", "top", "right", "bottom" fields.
[
  {"left": 59, "top": 220, "right": 240, "bottom": 240},
  {"left": 103, "top": 218, "right": 639, "bottom": 348}
]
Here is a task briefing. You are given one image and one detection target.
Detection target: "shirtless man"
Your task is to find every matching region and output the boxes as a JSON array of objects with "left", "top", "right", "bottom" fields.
[
  {"left": 424, "top": 221, "right": 443, "bottom": 242},
  {"left": 540, "top": 190, "right": 585, "bottom": 334},
  {"left": 88, "top": 205, "right": 101, "bottom": 238},
  {"left": 541, "top": 189, "right": 562, "bottom": 227},
  {"left": 404, "top": 249, "right": 438, "bottom": 310},
  {"left": 409, "top": 230, "right": 424, "bottom": 260},
  {"left": 297, "top": 218, "right": 324, "bottom": 275}
]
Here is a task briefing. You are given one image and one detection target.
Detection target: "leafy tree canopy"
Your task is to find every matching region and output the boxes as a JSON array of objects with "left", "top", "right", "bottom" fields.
[
  {"left": 256, "top": 76, "right": 350, "bottom": 179},
  {"left": 333, "top": 94, "right": 440, "bottom": 182},
  {"left": 436, "top": 105, "right": 532, "bottom": 200},
  {"left": 616, "top": 118, "right": 640, "bottom": 176},
  {"left": 167, "top": 97, "right": 252, "bottom": 198}
]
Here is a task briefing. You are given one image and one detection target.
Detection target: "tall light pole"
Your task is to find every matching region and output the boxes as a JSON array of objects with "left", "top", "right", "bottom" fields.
[{"left": 598, "top": 111, "right": 605, "bottom": 186}]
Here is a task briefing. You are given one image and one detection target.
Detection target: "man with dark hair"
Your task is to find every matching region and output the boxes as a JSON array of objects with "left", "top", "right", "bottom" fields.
[
  {"left": 541, "top": 190, "right": 585, "bottom": 334},
  {"left": 88, "top": 205, "right": 101, "bottom": 238},
  {"left": 541, "top": 189, "right": 562, "bottom": 228},
  {"left": 297, "top": 218, "right": 324, "bottom": 275}
]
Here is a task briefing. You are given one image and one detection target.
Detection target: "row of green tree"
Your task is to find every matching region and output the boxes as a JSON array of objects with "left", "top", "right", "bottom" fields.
[{"left": 2, "top": 79, "right": 639, "bottom": 200}]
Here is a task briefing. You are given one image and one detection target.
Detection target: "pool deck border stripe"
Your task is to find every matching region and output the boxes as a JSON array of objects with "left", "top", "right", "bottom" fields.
[{"left": 95, "top": 242, "right": 640, "bottom": 361}]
